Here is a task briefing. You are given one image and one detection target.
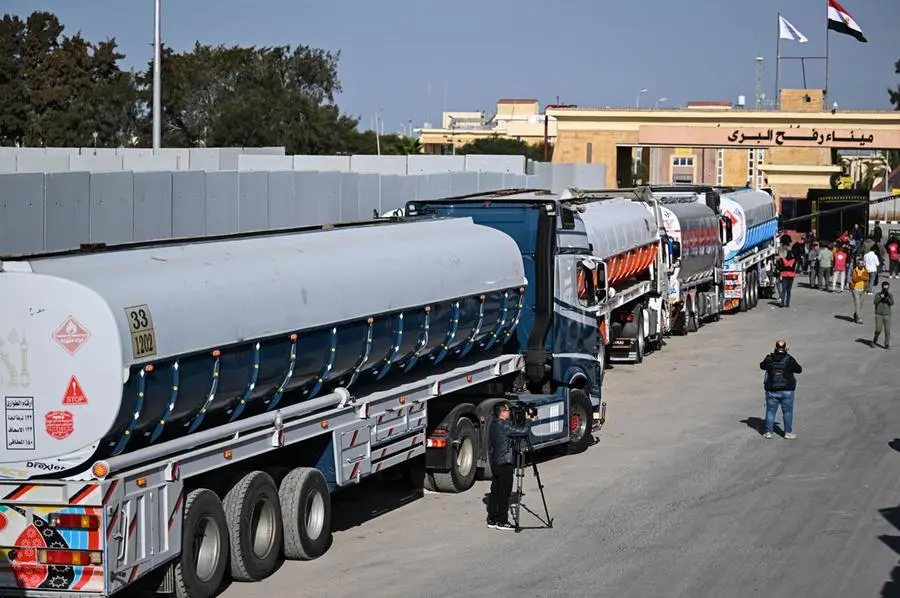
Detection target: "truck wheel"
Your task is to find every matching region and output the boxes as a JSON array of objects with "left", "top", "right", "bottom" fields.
[
  {"left": 174, "top": 489, "right": 229, "bottom": 598},
  {"left": 567, "top": 390, "right": 593, "bottom": 455},
  {"left": 279, "top": 467, "right": 332, "bottom": 560},
  {"left": 432, "top": 417, "right": 478, "bottom": 493},
  {"left": 633, "top": 311, "right": 645, "bottom": 364},
  {"left": 739, "top": 276, "right": 749, "bottom": 312},
  {"left": 223, "top": 471, "right": 284, "bottom": 581}
]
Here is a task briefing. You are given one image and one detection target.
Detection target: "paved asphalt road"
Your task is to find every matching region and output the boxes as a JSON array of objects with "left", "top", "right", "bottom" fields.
[{"left": 222, "top": 284, "right": 900, "bottom": 598}]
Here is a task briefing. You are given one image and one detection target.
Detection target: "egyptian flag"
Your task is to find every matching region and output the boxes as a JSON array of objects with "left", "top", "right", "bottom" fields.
[{"left": 827, "top": 0, "right": 867, "bottom": 42}]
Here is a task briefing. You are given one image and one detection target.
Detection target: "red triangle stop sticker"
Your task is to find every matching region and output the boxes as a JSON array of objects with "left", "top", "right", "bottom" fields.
[{"left": 62, "top": 376, "right": 88, "bottom": 405}]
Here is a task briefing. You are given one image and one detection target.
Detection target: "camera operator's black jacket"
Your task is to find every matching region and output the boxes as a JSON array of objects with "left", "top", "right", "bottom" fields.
[{"left": 489, "top": 419, "right": 530, "bottom": 466}]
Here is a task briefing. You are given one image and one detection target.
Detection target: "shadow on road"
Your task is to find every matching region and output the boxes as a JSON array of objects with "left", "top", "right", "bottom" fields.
[
  {"left": 855, "top": 338, "right": 875, "bottom": 347},
  {"left": 889, "top": 439, "right": 900, "bottom": 454},
  {"left": 739, "top": 417, "right": 785, "bottom": 437},
  {"left": 834, "top": 314, "right": 857, "bottom": 323},
  {"left": 878, "top": 505, "right": 900, "bottom": 597},
  {"left": 330, "top": 460, "right": 424, "bottom": 533}
]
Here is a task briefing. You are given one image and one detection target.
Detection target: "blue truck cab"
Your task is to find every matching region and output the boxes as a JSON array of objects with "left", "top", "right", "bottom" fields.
[{"left": 405, "top": 190, "right": 606, "bottom": 486}]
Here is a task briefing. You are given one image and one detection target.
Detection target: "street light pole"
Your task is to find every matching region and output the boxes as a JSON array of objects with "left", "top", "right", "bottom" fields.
[
  {"left": 635, "top": 89, "right": 648, "bottom": 109},
  {"left": 655, "top": 97, "right": 667, "bottom": 108},
  {"left": 152, "top": 0, "right": 162, "bottom": 149}
]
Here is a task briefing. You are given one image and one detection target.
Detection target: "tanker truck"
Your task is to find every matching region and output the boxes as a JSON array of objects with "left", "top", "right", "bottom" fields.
[
  {"left": 651, "top": 194, "right": 728, "bottom": 333},
  {"left": 0, "top": 215, "right": 601, "bottom": 597},
  {"left": 407, "top": 187, "right": 669, "bottom": 369},
  {"left": 649, "top": 186, "right": 778, "bottom": 313}
]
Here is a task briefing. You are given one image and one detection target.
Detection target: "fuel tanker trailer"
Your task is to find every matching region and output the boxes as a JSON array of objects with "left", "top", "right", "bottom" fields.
[
  {"left": 649, "top": 185, "right": 777, "bottom": 313},
  {"left": 655, "top": 196, "right": 725, "bottom": 333},
  {"left": 561, "top": 189, "right": 669, "bottom": 364},
  {"left": 718, "top": 188, "right": 779, "bottom": 311},
  {"left": 0, "top": 216, "right": 542, "bottom": 597}
]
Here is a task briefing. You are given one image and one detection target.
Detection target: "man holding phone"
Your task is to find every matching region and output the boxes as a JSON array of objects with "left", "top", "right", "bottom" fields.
[{"left": 873, "top": 281, "right": 893, "bottom": 349}]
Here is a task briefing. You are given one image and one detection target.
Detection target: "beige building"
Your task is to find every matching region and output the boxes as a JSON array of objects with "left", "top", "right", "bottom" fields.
[
  {"left": 547, "top": 89, "right": 900, "bottom": 210},
  {"left": 418, "top": 99, "right": 558, "bottom": 155}
]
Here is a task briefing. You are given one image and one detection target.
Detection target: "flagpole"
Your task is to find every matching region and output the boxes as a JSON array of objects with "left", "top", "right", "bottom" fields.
[
  {"left": 775, "top": 12, "right": 781, "bottom": 108},
  {"left": 824, "top": 1, "right": 830, "bottom": 109}
]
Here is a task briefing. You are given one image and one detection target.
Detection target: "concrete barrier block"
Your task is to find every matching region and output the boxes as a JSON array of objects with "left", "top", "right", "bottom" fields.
[
  {"left": 463, "top": 154, "right": 526, "bottom": 173},
  {"left": 188, "top": 148, "right": 221, "bottom": 171},
  {"left": 123, "top": 153, "right": 179, "bottom": 172},
  {"left": 267, "top": 171, "right": 297, "bottom": 228},
  {"left": 238, "top": 155, "right": 294, "bottom": 171},
  {"left": 70, "top": 155, "right": 124, "bottom": 172},
  {"left": 205, "top": 171, "right": 239, "bottom": 234},
  {"left": 133, "top": 171, "right": 174, "bottom": 242},
  {"left": 350, "top": 155, "right": 408, "bottom": 175},
  {"left": 172, "top": 171, "right": 206, "bottom": 237},
  {"left": 0, "top": 173, "right": 45, "bottom": 255},
  {"left": 292, "top": 155, "right": 351, "bottom": 172},
  {"left": 89, "top": 171, "right": 135, "bottom": 244},
  {"left": 407, "top": 155, "right": 465, "bottom": 174},
  {"left": 238, "top": 171, "right": 269, "bottom": 232}
]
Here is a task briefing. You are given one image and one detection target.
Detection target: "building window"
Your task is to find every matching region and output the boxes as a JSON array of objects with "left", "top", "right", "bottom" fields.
[
  {"left": 747, "top": 149, "right": 766, "bottom": 188},
  {"left": 716, "top": 149, "right": 724, "bottom": 185},
  {"left": 673, "top": 156, "right": 694, "bottom": 167}
]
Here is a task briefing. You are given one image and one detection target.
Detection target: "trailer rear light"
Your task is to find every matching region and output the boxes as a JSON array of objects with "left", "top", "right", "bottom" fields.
[
  {"left": 37, "top": 549, "right": 102, "bottom": 566},
  {"left": 426, "top": 437, "right": 448, "bottom": 448},
  {"left": 48, "top": 513, "right": 101, "bottom": 530}
]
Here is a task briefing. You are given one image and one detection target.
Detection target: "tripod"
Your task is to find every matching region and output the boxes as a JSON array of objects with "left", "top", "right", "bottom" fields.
[{"left": 509, "top": 433, "right": 553, "bottom": 531}]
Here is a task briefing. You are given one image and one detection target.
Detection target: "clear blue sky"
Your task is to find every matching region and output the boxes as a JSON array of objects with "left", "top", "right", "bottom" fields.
[{"left": 7, "top": 0, "right": 900, "bottom": 134}]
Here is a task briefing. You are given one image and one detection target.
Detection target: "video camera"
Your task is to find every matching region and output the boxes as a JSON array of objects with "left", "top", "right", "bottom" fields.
[{"left": 507, "top": 399, "right": 539, "bottom": 427}]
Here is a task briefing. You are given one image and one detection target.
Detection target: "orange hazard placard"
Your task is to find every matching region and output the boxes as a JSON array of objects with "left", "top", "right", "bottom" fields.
[{"left": 62, "top": 375, "right": 88, "bottom": 405}]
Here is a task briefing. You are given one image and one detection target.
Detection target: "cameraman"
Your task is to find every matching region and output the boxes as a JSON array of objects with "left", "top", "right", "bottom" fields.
[{"left": 486, "top": 401, "right": 538, "bottom": 531}]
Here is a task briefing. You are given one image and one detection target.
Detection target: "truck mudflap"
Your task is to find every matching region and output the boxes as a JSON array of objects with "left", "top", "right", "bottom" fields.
[{"left": 0, "top": 481, "right": 107, "bottom": 594}]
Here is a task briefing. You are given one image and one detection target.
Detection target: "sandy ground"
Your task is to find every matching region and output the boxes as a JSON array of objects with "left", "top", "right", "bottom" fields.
[{"left": 221, "top": 283, "right": 900, "bottom": 598}]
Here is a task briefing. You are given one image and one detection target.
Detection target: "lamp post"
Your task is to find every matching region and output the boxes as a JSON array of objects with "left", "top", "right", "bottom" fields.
[
  {"left": 655, "top": 97, "right": 667, "bottom": 108},
  {"left": 635, "top": 89, "right": 648, "bottom": 109},
  {"left": 152, "top": 0, "right": 162, "bottom": 149}
]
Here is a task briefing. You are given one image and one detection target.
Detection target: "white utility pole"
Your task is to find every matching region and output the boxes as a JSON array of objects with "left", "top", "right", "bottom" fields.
[{"left": 152, "top": 0, "right": 162, "bottom": 149}]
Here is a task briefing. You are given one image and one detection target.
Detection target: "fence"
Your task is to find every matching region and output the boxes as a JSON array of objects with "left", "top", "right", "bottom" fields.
[{"left": 0, "top": 169, "right": 541, "bottom": 256}]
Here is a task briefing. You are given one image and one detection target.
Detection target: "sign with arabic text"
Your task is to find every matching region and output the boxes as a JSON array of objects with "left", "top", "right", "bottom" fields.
[{"left": 638, "top": 125, "right": 900, "bottom": 149}]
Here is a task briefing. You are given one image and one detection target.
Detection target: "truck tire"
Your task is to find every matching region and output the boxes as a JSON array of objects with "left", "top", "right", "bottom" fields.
[
  {"left": 633, "top": 311, "right": 645, "bottom": 363},
  {"left": 174, "top": 488, "right": 229, "bottom": 598},
  {"left": 739, "top": 275, "right": 749, "bottom": 312},
  {"left": 223, "top": 471, "right": 284, "bottom": 582},
  {"left": 432, "top": 417, "right": 478, "bottom": 493},
  {"left": 279, "top": 467, "right": 332, "bottom": 560},
  {"left": 566, "top": 390, "right": 593, "bottom": 455}
]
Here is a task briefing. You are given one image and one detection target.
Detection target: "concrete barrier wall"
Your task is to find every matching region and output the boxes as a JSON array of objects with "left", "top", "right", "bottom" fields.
[
  {"left": 0, "top": 148, "right": 607, "bottom": 182},
  {"left": 0, "top": 169, "right": 540, "bottom": 256}
]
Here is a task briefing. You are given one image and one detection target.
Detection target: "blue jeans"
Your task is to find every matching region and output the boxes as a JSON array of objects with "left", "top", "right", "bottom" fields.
[
  {"left": 779, "top": 278, "right": 794, "bottom": 307},
  {"left": 765, "top": 390, "right": 795, "bottom": 434}
]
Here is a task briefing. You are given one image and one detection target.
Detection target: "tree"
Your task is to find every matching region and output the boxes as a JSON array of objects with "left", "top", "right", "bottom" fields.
[
  {"left": 0, "top": 11, "right": 137, "bottom": 146},
  {"left": 134, "top": 42, "right": 364, "bottom": 154},
  {"left": 457, "top": 135, "right": 552, "bottom": 161}
]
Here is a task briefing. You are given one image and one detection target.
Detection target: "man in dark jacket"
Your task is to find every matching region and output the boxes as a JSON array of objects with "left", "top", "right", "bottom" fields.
[
  {"left": 874, "top": 280, "right": 893, "bottom": 349},
  {"left": 486, "top": 401, "right": 537, "bottom": 530},
  {"left": 759, "top": 340, "right": 803, "bottom": 439}
]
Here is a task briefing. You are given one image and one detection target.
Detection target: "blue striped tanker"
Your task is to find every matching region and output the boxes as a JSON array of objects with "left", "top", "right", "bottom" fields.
[{"left": 0, "top": 217, "right": 527, "bottom": 477}]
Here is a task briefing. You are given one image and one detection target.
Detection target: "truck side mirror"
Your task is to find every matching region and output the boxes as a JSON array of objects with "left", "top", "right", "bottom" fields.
[
  {"left": 671, "top": 241, "right": 681, "bottom": 261},
  {"left": 720, "top": 216, "right": 733, "bottom": 245}
]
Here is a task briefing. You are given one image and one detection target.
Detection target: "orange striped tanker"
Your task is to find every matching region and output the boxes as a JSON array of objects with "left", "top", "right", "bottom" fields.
[{"left": 560, "top": 189, "right": 669, "bottom": 364}]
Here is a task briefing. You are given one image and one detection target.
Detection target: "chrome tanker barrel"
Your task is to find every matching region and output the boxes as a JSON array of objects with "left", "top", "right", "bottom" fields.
[
  {"left": 658, "top": 200, "right": 722, "bottom": 283},
  {"left": 0, "top": 217, "right": 528, "bottom": 479},
  {"left": 719, "top": 189, "right": 778, "bottom": 262},
  {"left": 579, "top": 197, "right": 660, "bottom": 286}
]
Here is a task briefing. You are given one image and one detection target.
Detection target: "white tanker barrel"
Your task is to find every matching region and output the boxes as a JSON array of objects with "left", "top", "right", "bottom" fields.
[
  {"left": 0, "top": 217, "right": 527, "bottom": 479},
  {"left": 579, "top": 197, "right": 660, "bottom": 285},
  {"left": 720, "top": 189, "right": 778, "bottom": 262},
  {"left": 659, "top": 201, "right": 722, "bottom": 283}
]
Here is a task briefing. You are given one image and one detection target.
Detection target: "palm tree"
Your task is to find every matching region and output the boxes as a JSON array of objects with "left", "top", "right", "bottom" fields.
[{"left": 399, "top": 136, "right": 422, "bottom": 155}]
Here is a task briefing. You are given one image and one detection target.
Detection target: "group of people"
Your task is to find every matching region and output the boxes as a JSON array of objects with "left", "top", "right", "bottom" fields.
[
  {"left": 774, "top": 223, "right": 896, "bottom": 345},
  {"left": 762, "top": 222, "right": 897, "bottom": 441}
]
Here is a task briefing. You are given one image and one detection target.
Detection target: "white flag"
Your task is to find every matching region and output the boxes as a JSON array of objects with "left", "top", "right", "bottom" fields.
[{"left": 779, "top": 15, "right": 809, "bottom": 43}]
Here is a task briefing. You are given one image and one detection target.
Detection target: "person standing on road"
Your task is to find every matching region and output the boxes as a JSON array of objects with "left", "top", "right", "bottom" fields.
[
  {"left": 887, "top": 237, "right": 900, "bottom": 279},
  {"left": 873, "top": 281, "right": 893, "bottom": 350},
  {"left": 832, "top": 244, "right": 848, "bottom": 292},
  {"left": 864, "top": 246, "right": 880, "bottom": 294},
  {"left": 775, "top": 253, "right": 798, "bottom": 308},
  {"left": 873, "top": 221, "right": 884, "bottom": 245},
  {"left": 759, "top": 340, "right": 803, "bottom": 440},
  {"left": 807, "top": 242, "right": 820, "bottom": 288},
  {"left": 486, "top": 401, "right": 537, "bottom": 531},
  {"left": 851, "top": 258, "right": 870, "bottom": 324},
  {"left": 817, "top": 243, "right": 834, "bottom": 291}
]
